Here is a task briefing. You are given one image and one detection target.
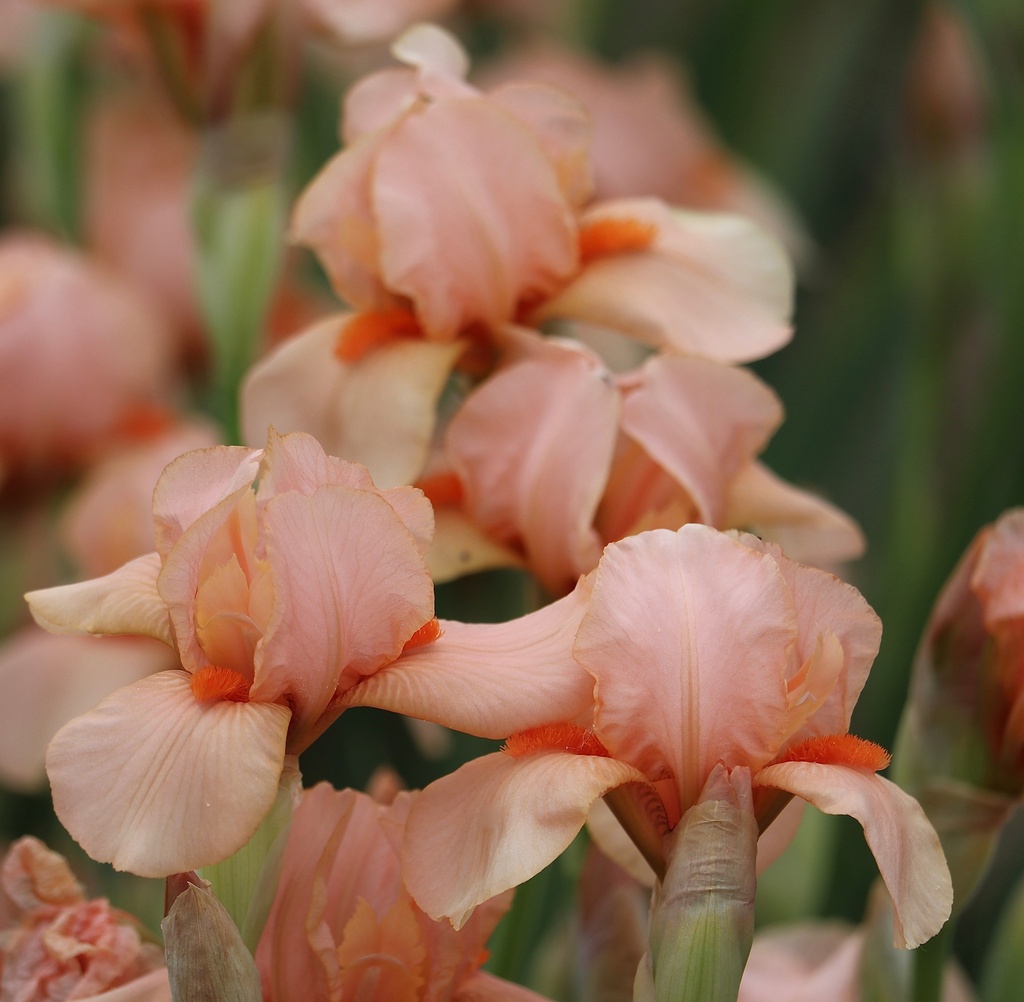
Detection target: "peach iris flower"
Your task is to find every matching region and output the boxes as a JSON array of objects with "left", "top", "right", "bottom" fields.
[
  {"left": 26, "top": 430, "right": 436, "bottom": 877},
  {"left": 256, "top": 784, "right": 548, "bottom": 1001},
  {"left": 434, "top": 332, "right": 862, "bottom": 593},
  {"left": 0, "top": 837, "right": 170, "bottom": 1001},
  {"left": 387, "top": 525, "right": 951, "bottom": 948}
]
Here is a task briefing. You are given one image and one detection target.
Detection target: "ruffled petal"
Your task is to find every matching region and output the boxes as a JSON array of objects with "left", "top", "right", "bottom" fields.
[
  {"left": 345, "top": 583, "right": 593, "bottom": 737},
  {"left": 754, "top": 762, "right": 952, "bottom": 949},
  {"left": 576, "top": 525, "right": 796, "bottom": 810},
  {"left": 46, "top": 672, "right": 290, "bottom": 877},
  {"left": 404, "top": 750, "right": 644, "bottom": 929},
  {"left": 0, "top": 629, "right": 175, "bottom": 792},
  {"left": 151, "top": 446, "right": 261, "bottom": 559},
  {"left": 253, "top": 486, "right": 434, "bottom": 735},
  {"left": 621, "top": 355, "right": 782, "bottom": 525},
  {"left": 27, "top": 553, "right": 172, "bottom": 646},
  {"left": 723, "top": 461, "right": 865, "bottom": 567},
  {"left": 372, "top": 98, "right": 577, "bottom": 338},
  {"left": 536, "top": 199, "right": 793, "bottom": 363},
  {"left": 241, "top": 316, "right": 464, "bottom": 490},
  {"left": 447, "top": 338, "right": 619, "bottom": 594}
]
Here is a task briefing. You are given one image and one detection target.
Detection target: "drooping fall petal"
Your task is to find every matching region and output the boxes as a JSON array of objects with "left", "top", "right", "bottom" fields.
[
  {"left": 404, "top": 750, "right": 645, "bottom": 929},
  {"left": 534, "top": 199, "right": 793, "bottom": 363},
  {"left": 241, "top": 313, "right": 465, "bottom": 489},
  {"left": 26, "top": 553, "right": 172, "bottom": 646},
  {"left": 754, "top": 761, "right": 952, "bottom": 948},
  {"left": 345, "top": 581, "right": 593, "bottom": 737},
  {"left": 45, "top": 672, "right": 291, "bottom": 877}
]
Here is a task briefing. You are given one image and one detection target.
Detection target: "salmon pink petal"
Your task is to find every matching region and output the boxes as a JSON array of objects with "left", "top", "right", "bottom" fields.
[
  {"left": 291, "top": 129, "right": 400, "bottom": 312},
  {"left": 392, "top": 21, "right": 471, "bottom": 81},
  {"left": 973, "top": 509, "right": 1024, "bottom": 627},
  {"left": 536, "top": 199, "right": 793, "bottom": 363},
  {"left": 152, "top": 446, "right": 261, "bottom": 559},
  {"left": 453, "top": 970, "right": 554, "bottom": 1001},
  {"left": 83, "top": 968, "right": 172, "bottom": 1001},
  {"left": 447, "top": 339, "right": 619, "bottom": 594},
  {"left": 621, "top": 355, "right": 783, "bottom": 525},
  {"left": 26, "top": 552, "right": 172, "bottom": 646},
  {"left": 743, "top": 535, "right": 881, "bottom": 739},
  {"left": 0, "top": 629, "right": 175, "bottom": 792},
  {"left": 241, "top": 316, "right": 464, "bottom": 489},
  {"left": 577, "top": 526, "right": 796, "bottom": 809},
  {"left": 345, "top": 583, "right": 593, "bottom": 737},
  {"left": 45, "top": 671, "right": 291, "bottom": 877},
  {"left": 724, "top": 462, "right": 866, "bottom": 567},
  {"left": 404, "top": 751, "right": 644, "bottom": 929},
  {"left": 488, "top": 82, "right": 593, "bottom": 208},
  {"left": 427, "top": 507, "right": 522, "bottom": 583},
  {"left": 253, "top": 486, "right": 433, "bottom": 734},
  {"left": 372, "top": 99, "right": 577, "bottom": 338},
  {"left": 342, "top": 68, "right": 422, "bottom": 143},
  {"left": 754, "top": 762, "right": 952, "bottom": 949}
]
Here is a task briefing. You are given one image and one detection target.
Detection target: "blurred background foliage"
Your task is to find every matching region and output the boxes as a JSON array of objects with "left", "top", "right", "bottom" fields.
[{"left": 1, "top": 0, "right": 1022, "bottom": 997}]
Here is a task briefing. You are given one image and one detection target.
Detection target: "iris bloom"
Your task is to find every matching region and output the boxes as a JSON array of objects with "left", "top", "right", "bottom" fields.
[
  {"left": 432, "top": 332, "right": 862, "bottom": 592},
  {"left": 256, "top": 783, "right": 548, "bottom": 1001},
  {"left": 26, "top": 430, "right": 436, "bottom": 876},
  {"left": 386, "top": 525, "right": 951, "bottom": 949}
]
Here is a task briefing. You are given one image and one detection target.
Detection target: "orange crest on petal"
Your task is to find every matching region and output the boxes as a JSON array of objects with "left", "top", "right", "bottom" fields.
[
  {"left": 774, "top": 733, "right": 891, "bottom": 772},
  {"left": 578, "top": 218, "right": 657, "bottom": 265},
  {"left": 502, "top": 723, "right": 610, "bottom": 759},
  {"left": 414, "top": 472, "right": 464, "bottom": 508},
  {"left": 402, "top": 617, "right": 443, "bottom": 652},
  {"left": 335, "top": 308, "right": 425, "bottom": 363},
  {"left": 190, "top": 666, "right": 251, "bottom": 703}
]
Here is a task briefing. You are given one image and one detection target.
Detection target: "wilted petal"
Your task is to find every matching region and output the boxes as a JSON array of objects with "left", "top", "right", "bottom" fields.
[
  {"left": 621, "top": 355, "right": 782, "bottom": 525},
  {"left": 26, "top": 553, "right": 172, "bottom": 646},
  {"left": 346, "top": 583, "right": 593, "bottom": 737},
  {"left": 578, "top": 526, "right": 796, "bottom": 809},
  {"left": 0, "top": 629, "right": 175, "bottom": 791},
  {"left": 754, "top": 762, "right": 953, "bottom": 949},
  {"left": 46, "top": 672, "right": 291, "bottom": 877},
  {"left": 372, "top": 98, "right": 577, "bottom": 338},
  {"left": 724, "top": 461, "right": 865, "bottom": 567},
  {"left": 254, "top": 486, "right": 433, "bottom": 734},
  {"left": 404, "top": 750, "right": 644, "bottom": 929}
]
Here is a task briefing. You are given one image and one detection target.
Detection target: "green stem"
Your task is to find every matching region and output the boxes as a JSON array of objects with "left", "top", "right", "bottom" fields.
[{"left": 911, "top": 919, "right": 952, "bottom": 1002}]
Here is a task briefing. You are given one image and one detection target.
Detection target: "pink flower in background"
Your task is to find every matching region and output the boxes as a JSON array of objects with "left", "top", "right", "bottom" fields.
[
  {"left": 0, "top": 837, "right": 170, "bottom": 1001},
  {"left": 0, "top": 234, "right": 175, "bottom": 480},
  {"left": 395, "top": 525, "right": 951, "bottom": 949},
  {"left": 26, "top": 430, "right": 436, "bottom": 876},
  {"left": 477, "top": 41, "right": 811, "bottom": 264},
  {"left": 256, "top": 783, "right": 547, "bottom": 1001}
]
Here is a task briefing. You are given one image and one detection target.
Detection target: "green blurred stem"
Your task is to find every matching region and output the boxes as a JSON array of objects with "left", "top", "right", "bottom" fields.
[
  {"left": 191, "top": 114, "right": 289, "bottom": 443},
  {"left": 911, "top": 920, "right": 952, "bottom": 1002},
  {"left": 16, "top": 10, "right": 89, "bottom": 239}
]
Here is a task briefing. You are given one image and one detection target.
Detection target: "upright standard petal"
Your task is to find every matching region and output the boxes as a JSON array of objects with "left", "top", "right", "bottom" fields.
[
  {"left": 754, "top": 761, "right": 952, "bottom": 949},
  {"left": 46, "top": 672, "right": 291, "bottom": 877},
  {"left": 26, "top": 552, "right": 172, "bottom": 646},
  {"left": 253, "top": 486, "right": 434, "bottom": 737},
  {"left": 576, "top": 526, "right": 796, "bottom": 809},
  {"left": 447, "top": 338, "right": 619, "bottom": 595}
]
